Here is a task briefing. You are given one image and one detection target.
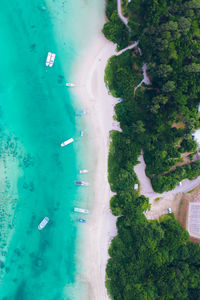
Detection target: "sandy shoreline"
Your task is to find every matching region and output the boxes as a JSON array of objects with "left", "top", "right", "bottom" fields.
[
  {"left": 69, "top": 16, "right": 200, "bottom": 300},
  {"left": 72, "top": 34, "right": 118, "bottom": 299}
]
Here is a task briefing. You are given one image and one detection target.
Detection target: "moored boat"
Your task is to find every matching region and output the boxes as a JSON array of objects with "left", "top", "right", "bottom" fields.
[
  {"left": 38, "top": 217, "right": 49, "bottom": 230},
  {"left": 78, "top": 218, "right": 86, "bottom": 223},
  {"left": 80, "top": 169, "right": 88, "bottom": 174},
  {"left": 46, "top": 52, "right": 51, "bottom": 66},
  {"left": 49, "top": 53, "right": 56, "bottom": 67},
  {"left": 74, "top": 181, "right": 89, "bottom": 186},
  {"left": 61, "top": 138, "right": 74, "bottom": 147},
  {"left": 74, "top": 207, "right": 89, "bottom": 214},
  {"left": 66, "top": 83, "right": 75, "bottom": 87}
]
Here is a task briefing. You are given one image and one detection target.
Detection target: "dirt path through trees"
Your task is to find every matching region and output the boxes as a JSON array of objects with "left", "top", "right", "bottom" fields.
[
  {"left": 134, "top": 153, "right": 200, "bottom": 217},
  {"left": 117, "top": 0, "right": 128, "bottom": 26}
]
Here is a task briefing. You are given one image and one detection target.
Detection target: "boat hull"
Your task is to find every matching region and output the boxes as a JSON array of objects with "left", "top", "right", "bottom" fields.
[
  {"left": 49, "top": 53, "right": 56, "bottom": 67},
  {"left": 61, "top": 138, "right": 74, "bottom": 147},
  {"left": 66, "top": 83, "right": 75, "bottom": 87},
  {"left": 74, "top": 208, "right": 89, "bottom": 214},
  {"left": 74, "top": 181, "right": 89, "bottom": 186},
  {"left": 38, "top": 217, "right": 49, "bottom": 230},
  {"left": 46, "top": 52, "right": 51, "bottom": 66},
  {"left": 78, "top": 218, "right": 86, "bottom": 223},
  {"left": 80, "top": 169, "right": 88, "bottom": 174}
]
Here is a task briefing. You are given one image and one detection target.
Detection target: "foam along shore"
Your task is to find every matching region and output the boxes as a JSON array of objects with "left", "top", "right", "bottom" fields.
[{"left": 72, "top": 34, "right": 119, "bottom": 299}]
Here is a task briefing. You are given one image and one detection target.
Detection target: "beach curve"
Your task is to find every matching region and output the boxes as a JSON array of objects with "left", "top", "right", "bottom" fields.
[{"left": 72, "top": 34, "right": 118, "bottom": 299}]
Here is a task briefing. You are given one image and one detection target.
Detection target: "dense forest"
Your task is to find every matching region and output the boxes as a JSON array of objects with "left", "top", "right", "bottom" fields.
[
  {"left": 103, "top": 0, "right": 200, "bottom": 299},
  {"left": 107, "top": 207, "right": 200, "bottom": 300},
  {"left": 103, "top": 0, "right": 200, "bottom": 192}
]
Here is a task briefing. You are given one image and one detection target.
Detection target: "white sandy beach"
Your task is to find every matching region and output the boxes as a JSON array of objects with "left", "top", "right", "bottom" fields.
[{"left": 72, "top": 34, "right": 119, "bottom": 299}]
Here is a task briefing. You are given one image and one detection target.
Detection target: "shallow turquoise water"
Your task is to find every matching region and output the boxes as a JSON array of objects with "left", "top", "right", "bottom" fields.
[{"left": 0, "top": 1, "right": 105, "bottom": 299}]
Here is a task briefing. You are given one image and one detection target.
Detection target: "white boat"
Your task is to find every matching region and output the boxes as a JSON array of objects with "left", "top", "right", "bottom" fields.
[
  {"left": 74, "top": 207, "right": 89, "bottom": 214},
  {"left": 38, "top": 217, "right": 49, "bottom": 230},
  {"left": 66, "top": 83, "right": 75, "bottom": 87},
  {"left": 80, "top": 169, "right": 88, "bottom": 174},
  {"left": 49, "top": 53, "right": 56, "bottom": 67},
  {"left": 61, "top": 138, "right": 74, "bottom": 147},
  {"left": 80, "top": 130, "right": 84, "bottom": 137},
  {"left": 46, "top": 52, "right": 51, "bottom": 66}
]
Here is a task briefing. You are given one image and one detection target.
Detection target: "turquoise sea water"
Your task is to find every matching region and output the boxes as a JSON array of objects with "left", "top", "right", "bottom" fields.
[{"left": 0, "top": 1, "right": 105, "bottom": 299}]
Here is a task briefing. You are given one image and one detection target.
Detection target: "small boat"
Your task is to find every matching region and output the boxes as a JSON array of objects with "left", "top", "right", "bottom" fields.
[
  {"left": 80, "top": 130, "right": 84, "bottom": 137},
  {"left": 74, "top": 208, "right": 89, "bottom": 214},
  {"left": 75, "top": 110, "right": 88, "bottom": 116},
  {"left": 49, "top": 53, "right": 56, "bottom": 67},
  {"left": 46, "top": 52, "right": 51, "bottom": 66},
  {"left": 74, "top": 181, "right": 89, "bottom": 186},
  {"left": 38, "top": 217, "right": 49, "bottom": 230},
  {"left": 80, "top": 169, "right": 88, "bottom": 174},
  {"left": 61, "top": 138, "right": 74, "bottom": 147},
  {"left": 66, "top": 83, "right": 75, "bottom": 87},
  {"left": 78, "top": 218, "right": 86, "bottom": 223}
]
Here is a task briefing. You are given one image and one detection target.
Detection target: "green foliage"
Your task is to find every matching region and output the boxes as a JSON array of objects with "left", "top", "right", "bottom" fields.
[
  {"left": 162, "top": 81, "right": 176, "bottom": 93},
  {"left": 106, "top": 214, "right": 200, "bottom": 299},
  {"left": 105, "top": 0, "right": 117, "bottom": 20},
  {"left": 180, "top": 136, "right": 197, "bottom": 153},
  {"left": 110, "top": 192, "right": 150, "bottom": 216},
  {"left": 178, "top": 17, "right": 191, "bottom": 34},
  {"left": 184, "top": 63, "right": 200, "bottom": 73},
  {"left": 154, "top": 197, "right": 160, "bottom": 202},
  {"left": 108, "top": 130, "right": 141, "bottom": 192},
  {"left": 105, "top": 51, "right": 143, "bottom": 98},
  {"left": 154, "top": 64, "right": 173, "bottom": 79},
  {"left": 102, "top": 10, "right": 129, "bottom": 50},
  {"left": 152, "top": 160, "right": 200, "bottom": 193}
]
